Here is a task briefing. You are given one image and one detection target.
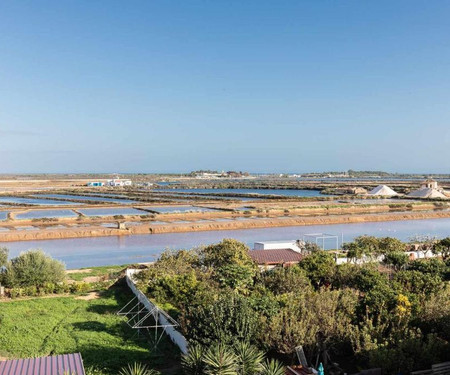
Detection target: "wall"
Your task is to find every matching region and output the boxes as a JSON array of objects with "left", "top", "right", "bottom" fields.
[{"left": 125, "top": 269, "right": 189, "bottom": 354}]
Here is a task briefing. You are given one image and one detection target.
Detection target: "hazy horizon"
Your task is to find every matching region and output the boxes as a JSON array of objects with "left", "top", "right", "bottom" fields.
[
  {"left": 1, "top": 1, "right": 449, "bottom": 173},
  {"left": 0, "top": 170, "right": 449, "bottom": 176}
]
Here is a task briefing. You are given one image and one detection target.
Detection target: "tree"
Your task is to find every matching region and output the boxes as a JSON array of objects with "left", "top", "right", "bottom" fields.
[
  {"left": 342, "top": 236, "right": 380, "bottom": 262},
  {"left": 296, "top": 241, "right": 321, "bottom": 254},
  {"left": 147, "top": 271, "right": 202, "bottom": 306},
  {"left": 215, "top": 264, "right": 256, "bottom": 292},
  {"left": 298, "top": 251, "right": 336, "bottom": 287},
  {"left": 341, "top": 241, "right": 365, "bottom": 262},
  {"left": 433, "top": 237, "right": 450, "bottom": 260},
  {"left": 202, "top": 240, "right": 257, "bottom": 293},
  {"left": 0, "top": 247, "right": 8, "bottom": 286},
  {"left": 202, "top": 239, "right": 255, "bottom": 269},
  {"left": 408, "top": 258, "right": 447, "bottom": 276},
  {"left": 383, "top": 251, "right": 409, "bottom": 271},
  {"left": 6, "top": 250, "right": 65, "bottom": 288},
  {"left": 185, "top": 294, "right": 257, "bottom": 346},
  {"left": 260, "top": 289, "right": 357, "bottom": 356},
  {"left": 378, "top": 237, "right": 406, "bottom": 254},
  {"left": 0, "top": 247, "right": 8, "bottom": 268},
  {"left": 393, "top": 270, "right": 442, "bottom": 298},
  {"left": 261, "top": 265, "right": 310, "bottom": 295}
]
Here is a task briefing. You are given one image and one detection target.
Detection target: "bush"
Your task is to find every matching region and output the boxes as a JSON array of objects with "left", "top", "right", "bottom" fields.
[
  {"left": 9, "top": 288, "right": 22, "bottom": 299},
  {"left": 42, "top": 282, "right": 56, "bottom": 294},
  {"left": 70, "top": 281, "right": 91, "bottom": 294},
  {"left": 185, "top": 294, "right": 258, "bottom": 346},
  {"left": 5, "top": 250, "right": 65, "bottom": 288},
  {"left": 23, "top": 285, "right": 37, "bottom": 296}
]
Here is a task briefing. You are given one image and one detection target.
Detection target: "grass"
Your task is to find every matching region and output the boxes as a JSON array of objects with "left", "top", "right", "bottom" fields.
[
  {"left": 0, "top": 285, "right": 180, "bottom": 374},
  {"left": 67, "top": 265, "right": 128, "bottom": 282}
]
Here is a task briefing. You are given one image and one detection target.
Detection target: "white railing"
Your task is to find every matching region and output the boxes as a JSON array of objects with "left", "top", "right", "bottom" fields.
[{"left": 125, "top": 269, "right": 188, "bottom": 354}]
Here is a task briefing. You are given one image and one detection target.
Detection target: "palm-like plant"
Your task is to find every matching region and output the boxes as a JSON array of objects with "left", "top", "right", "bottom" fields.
[
  {"left": 182, "top": 344, "right": 205, "bottom": 375},
  {"left": 259, "top": 359, "right": 285, "bottom": 375},
  {"left": 118, "top": 362, "right": 160, "bottom": 375},
  {"left": 234, "top": 341, "right": 265, "bottom": 375},
  {"left": 203, "top": 343, "right": 238, "bottom": 375}
]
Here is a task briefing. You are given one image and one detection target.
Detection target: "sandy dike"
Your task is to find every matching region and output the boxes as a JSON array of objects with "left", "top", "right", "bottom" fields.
[{"left": 1, "top": 209, "right": 450, "bottom": 242}]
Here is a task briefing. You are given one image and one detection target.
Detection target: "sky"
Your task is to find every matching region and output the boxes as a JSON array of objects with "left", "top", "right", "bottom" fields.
[{"left": 1, "top": 1, "right": 450, "bottom": 174}]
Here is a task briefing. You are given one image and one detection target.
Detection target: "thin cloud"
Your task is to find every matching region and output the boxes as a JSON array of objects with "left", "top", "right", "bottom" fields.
[{"left": 0, "top": 129, "right": 43, "bottom": 136}]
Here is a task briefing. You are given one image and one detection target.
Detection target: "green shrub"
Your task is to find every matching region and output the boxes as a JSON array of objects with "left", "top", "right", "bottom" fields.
[
  {"left": 42, "top": 282, "right": 56, "bottom": 294},
  {"left": 9, "top": 288, "right": 22, "bottom": 299},
  {"left": 70, "top": 281, "right": 91, "bottom": 294},
  {"left": 54, "top": 282, "right": 66, "bottom": 294},
  {"left": 24, "top": 285, "right": 37, "bottom": 296},
  {"left": 5, "top": 250, "right": 65, "bottom": 288}
]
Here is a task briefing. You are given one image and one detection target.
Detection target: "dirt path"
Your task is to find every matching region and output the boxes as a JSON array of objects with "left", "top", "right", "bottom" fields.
[
  {"left": 0, "top": 208, "right": 450, "bottom": 241},
  {"left": 66, "top": 269, "right": 92, "bottom": 274},
  {"left": 75, "top": 292, "right": 101, "bottom": 300}
]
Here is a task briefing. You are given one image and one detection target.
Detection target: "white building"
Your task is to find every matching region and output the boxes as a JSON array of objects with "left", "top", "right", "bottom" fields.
[
  {"left": 253, "top": 240, "right": 303, "bottom": 253},
  {"left": 107, "top": 179, "right": 132, "bottom": 187}
]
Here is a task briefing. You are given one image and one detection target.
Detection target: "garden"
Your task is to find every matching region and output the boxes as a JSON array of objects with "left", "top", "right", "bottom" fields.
[
  {"left": 134, "top": 238, "right": 450, "bottom": 375},
  {"left": 0, "top": 249, "right": 179, "bottom": 375}
]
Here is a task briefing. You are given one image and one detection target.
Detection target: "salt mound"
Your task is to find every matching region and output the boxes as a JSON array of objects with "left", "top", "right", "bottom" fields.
[
  {"left": 407, "top": 188, "right": 447, "bottom": 199},
  {"left": 368, "top": 185, "right": 398, "bottom": 196}
]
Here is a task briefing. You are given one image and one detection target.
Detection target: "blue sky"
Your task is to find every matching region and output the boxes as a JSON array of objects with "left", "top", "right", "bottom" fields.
[{"left": 1, "top": 1, "right": 449, "bottom": 173}]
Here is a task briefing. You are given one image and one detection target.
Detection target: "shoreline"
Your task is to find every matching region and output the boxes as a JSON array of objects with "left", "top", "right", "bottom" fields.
[{"left": 1, "top": 209, "right": 450, "bottom": 242}]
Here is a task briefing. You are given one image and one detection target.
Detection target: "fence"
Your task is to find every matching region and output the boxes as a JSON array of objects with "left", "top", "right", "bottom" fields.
[{"left": 125, "top": 269, "right": 188, "bottom": 354}]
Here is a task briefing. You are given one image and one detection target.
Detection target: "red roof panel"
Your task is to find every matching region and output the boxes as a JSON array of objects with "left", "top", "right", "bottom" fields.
[
  {"left": 0, "top": 353, "right": 85, "bottom": 375},
  {"left": 249, "top": 249, "right": 303, "bottom": 264}
]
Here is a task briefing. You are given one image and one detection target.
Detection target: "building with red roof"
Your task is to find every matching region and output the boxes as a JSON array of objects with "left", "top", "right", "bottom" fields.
[{"left": 249, "top": 248, "right": 304, "bottom": 268}]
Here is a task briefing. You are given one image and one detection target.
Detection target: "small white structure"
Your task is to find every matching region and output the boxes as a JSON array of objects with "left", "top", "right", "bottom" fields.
[
  {"left": 107, "top": 179, "right": 132, "bottom": 187},
  {"left": 368, "top": 185, "right": 398, "bottom": 197},
  {"left": 253, "top": 240, "right": 302, "bottom": 253},
  {"left": 407, "top": 178, "right": 448, "bottom": 199},
  {"left": 422, "top": 178, "right": 439, "bottom": 189}
]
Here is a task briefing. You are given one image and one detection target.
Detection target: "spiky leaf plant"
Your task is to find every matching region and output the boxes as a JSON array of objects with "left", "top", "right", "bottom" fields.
[
  {"left": 203, "top": 343, "right": 238, "bottom": 375},
  {"left": 118, "top": 362, "right": 160, "bottom": 375},
  {"left": 259, "top": 359, "right": 285, "bottom": 375},
  {"left": 234, "top": 341, "right": 265, "bottom": 375},
  {"left": 181, "top": 344, "right": 205, "bottom": 375}
]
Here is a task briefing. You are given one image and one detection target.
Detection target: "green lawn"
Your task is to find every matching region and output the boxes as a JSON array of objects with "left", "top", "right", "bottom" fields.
[
  {"left": 67, "top": 265, "right": 128, "bottom": 282},
  {"left": 0, "top": 285, "right": 179, "bottom": 374}
]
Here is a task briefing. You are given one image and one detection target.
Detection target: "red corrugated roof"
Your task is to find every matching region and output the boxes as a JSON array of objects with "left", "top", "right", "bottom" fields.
[
  {"left": 0, "top": 353, "right": 85, "bottom": 375},
  {"left": 249, "top": 249, "right": 303, "bottom": 264}
]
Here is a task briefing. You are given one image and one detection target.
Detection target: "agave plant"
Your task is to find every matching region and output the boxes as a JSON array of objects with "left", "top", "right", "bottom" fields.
[
  {"left": 181, "top": 344, "right": 205, "bottom": 375},
  {"left": 259, "top": 359, "right": 285, "bottom": 375},
  {"left": 203, "top": 343, "right": 238, "bottom": 375},
  {"left": 118, "top": 362, "right": 160, "bottom": 375},
  {"left": 234, "top": 341, "right": 265, "bottom": 375}
]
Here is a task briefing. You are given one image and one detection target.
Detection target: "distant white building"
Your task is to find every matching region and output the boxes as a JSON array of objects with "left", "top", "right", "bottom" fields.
[{"left": 107, "top": 179, "right": 132, "bottom": 187}]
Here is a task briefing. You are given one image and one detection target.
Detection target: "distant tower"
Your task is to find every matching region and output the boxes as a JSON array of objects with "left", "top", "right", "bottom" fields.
[{"left": 422, "top": 178, "right": 438, "bottom": 189}]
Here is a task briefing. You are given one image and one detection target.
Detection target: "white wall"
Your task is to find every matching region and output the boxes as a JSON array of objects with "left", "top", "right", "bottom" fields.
[{"left": 125, "top": 269, "right": 188, "bottom": 354}]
